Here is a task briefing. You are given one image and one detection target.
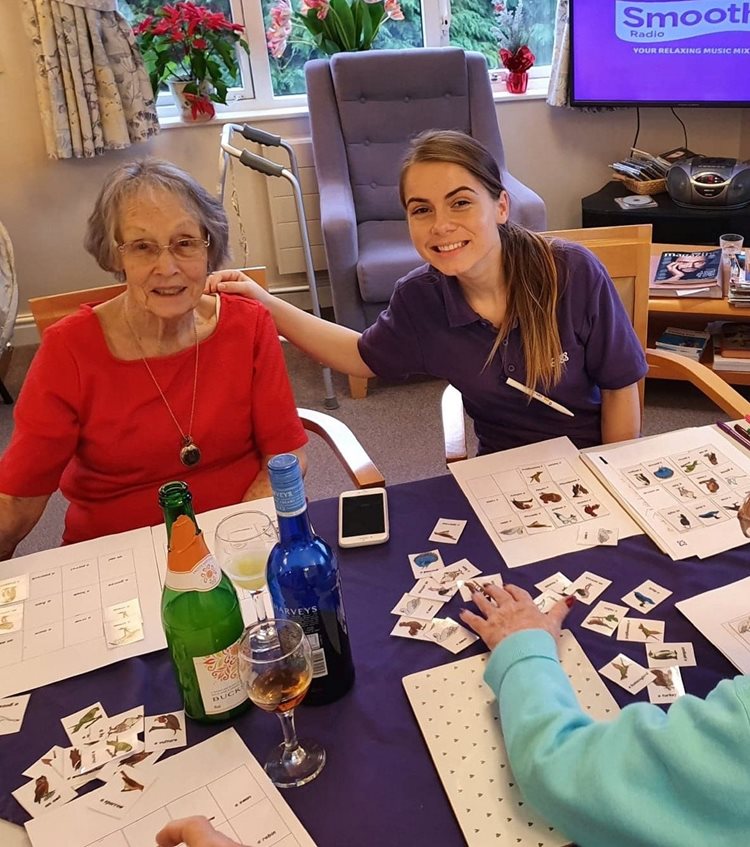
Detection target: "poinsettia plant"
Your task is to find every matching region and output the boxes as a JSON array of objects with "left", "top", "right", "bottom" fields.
[
  {"left": 494, "top": 0, "right": 535, "bottom": 72},
  {"left": 266, "top": 0, "right": 404, "bottom": 59},
  {"left": 134, "top": 2, "right": 250, "bottom": 107}
]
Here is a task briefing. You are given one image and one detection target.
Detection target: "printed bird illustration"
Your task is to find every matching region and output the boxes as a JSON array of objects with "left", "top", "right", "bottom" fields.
[
  {"left": 529, "top": 471, "right": 543, "bottom": 484},
  {"left": 119, "top": 770, "right": 145, "bottom": 792},
  {"left": 588, "top": 615, "right": 617, "bottom": 630},
  {"left": 699, "top": 477, "right": 720, "bottom": 493},
  {"left": 737, "top": 618, "right": 750, "bottom": 635},
  {"left": 71, "top": 707, "right": 102, "bottom": 734},
  {"left": 0, "top": 715, "right": 19, "bottom": 723},
  {"left": 634, "top": 472, "right": 651, "bottom": 486},
  {"left": 653, "top": 466, "right": 674, "bottom": 480},
  {"left": 433, "top": 529, "right": 456, "bottom": 540},
  {"left": 553, "top": 511, "right": 577, "bottom": 526},
  {"left": 634, "top": 591, "right": 655, "bottom": 609},
  {"left": 527, "top": 520, "right": 551, "bottom": 529},
  {"left": 0, "top": 615, "right": 14, "bottom": 630},
  {"left": 584, "top": 504, "right": 601, "bottom": 517},
  {"left": 150, "top": 713, "right": 183, "bottom": 736},
  {"left": 500, "top": 526, "right": 524, "bottom": 537},
  {"left": 511, "top": 498, "right": 534, "bottom": 511},
  {"left": 69, "top": 748, "right": 82, "bottom": 772},
  {"left": 676, "top": 485, "right": 696, "bottom": 499},
  {"left": 638, "top": 622, "right": 660, "bottom": 640},
  {"left": 682, "top": 460, "right": 699, "bottom": 473},
  {"left": 464, "top": 580, "right": 492, "bottom": 600},
  {"left": 698, "top": 510, "right": 721, "bottom": 520},
  {"left": 108, "top": 716, "right": 142, "bottom": 736},
  {"left": 725, "top": 501, "right": 741, "bottom": 513},
  {"left": 539, "top": 491, "right": 562, "bottom": 504},
  {"left": 440, "top": 568, "right": 463, "bottom": 584},
  {"left": 33, "top": 775, "right": 54, "bottom": 804},
  {"left": 120, "top": 750, "right": 154, "bottom": 768},
  {"left": 705, "top": 451, "right": 718, "bottom": 465},
  {"left": 725, "top": 476, "right": 740, "bottom": 486},
  {"left": 0, "top": 585, "right": 17, "bottom": 603},
  {"left": 649, "top": 649, "right": 678, "bottom": 661},
  {"left": 571, "top": 483, "right": 588, "bottom": 498},
  {"left": 399, "top": 620, "right": 425, "bottom": 637},
  {"left": 612, "top": 659, "right": 630, "bottom": 680},
  {"left": 597, "top": 529, "right": 613, "bottom": 544},
  {"left": 679, "top": 513, "right": 691, "bottom": 528},
  {"left": 106, "top": 737, "right": 134, "bottom": 757},
  {"left": 650, "top": 668, "right": 675, "bottom": 691},
  {"left": 575, "top": 582, "right": 593, "bottom": 599}
]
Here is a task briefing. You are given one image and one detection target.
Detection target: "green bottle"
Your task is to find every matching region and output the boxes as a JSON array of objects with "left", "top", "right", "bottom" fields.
[{"left": 159, "top": 482, "right": 248, "bottom": 722}]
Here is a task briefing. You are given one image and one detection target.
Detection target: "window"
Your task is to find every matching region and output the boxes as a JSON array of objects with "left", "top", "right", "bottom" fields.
[{"left": 122, "top": 0, "right": 554, "bottom": 113}]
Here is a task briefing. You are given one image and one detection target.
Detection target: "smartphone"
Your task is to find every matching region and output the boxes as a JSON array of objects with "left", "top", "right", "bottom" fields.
[{"left": 338, "top": 488, "right": 389, "bottom": 548}]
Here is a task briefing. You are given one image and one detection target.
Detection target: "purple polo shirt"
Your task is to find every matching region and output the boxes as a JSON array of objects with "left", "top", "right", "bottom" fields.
[{"left": 358, "top": 241, "right": 647, "bottom": 454}]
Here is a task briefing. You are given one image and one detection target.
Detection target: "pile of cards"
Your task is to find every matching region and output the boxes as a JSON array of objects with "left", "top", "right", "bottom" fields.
[
  {"left": 532, "top": 570, "right": 688, "bottom": 704},
  {"left": 390, "top": 549, "right": 503, "bottom": 654},
  {"left": 12, "top": 701, "right": 187, "bottom": 819}
]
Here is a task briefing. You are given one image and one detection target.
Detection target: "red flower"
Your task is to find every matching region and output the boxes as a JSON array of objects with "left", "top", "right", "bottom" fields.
[{"left": 499, "top": 45, "right": 535, "bottom": 73}]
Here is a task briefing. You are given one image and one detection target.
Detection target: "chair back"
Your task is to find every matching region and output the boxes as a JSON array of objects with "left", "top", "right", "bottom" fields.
[
  {"left": 28, "top": 268, "right": 268, "bottom": 336},
  {"left": 542, "top": 223, "right": 653, "bottom": 411}
]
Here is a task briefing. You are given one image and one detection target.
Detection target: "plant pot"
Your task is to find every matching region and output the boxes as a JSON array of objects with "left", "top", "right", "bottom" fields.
[
  {"left": 168, "top": 80, "right": 216, "bottom": 123},
  {"left": 506, "top": 71, "right": 529, "bottom": 95}
]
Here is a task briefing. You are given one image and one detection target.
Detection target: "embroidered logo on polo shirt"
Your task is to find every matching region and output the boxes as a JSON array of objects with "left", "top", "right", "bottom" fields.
[{"left": 551, "top": 351, "right": 569, "bottom": 365}]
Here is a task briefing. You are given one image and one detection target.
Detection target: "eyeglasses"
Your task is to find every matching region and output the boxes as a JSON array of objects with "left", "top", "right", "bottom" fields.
[{"left": 117, "top": 235, "right": 211, "bottom": 263}]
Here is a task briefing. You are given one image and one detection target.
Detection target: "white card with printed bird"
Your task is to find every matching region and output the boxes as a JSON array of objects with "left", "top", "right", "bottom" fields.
[
  {"left": 144, "top": 710, "right": 187, "bottom": 751},
  {"left": 645, "top": 641, "right": 696, "bottom": 668},
  {"left": 599, "top": 653, "right": 655, "bottom": 695},
  {"left": 621, "top": 580, "right": 672, "bottom": 614},
  {"left": 562, "top": 571, "right": 612, "bottom": 605},
  {"left": 86, "top": 763, "right": 156, "bottom": 819},
  {"left": 616, "top": 617, "right": 666, "bottom": 642},
  {"left": 12, "top": 768, "right": 77, "bottom": 818},
  {"left": 61, "top": 702, "right": 107, "bottom": 745},
  {"left": 581, "top": 601, "right": 629, "bottom": 637}
]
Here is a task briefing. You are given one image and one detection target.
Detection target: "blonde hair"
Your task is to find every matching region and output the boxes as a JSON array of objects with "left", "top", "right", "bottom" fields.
[{"left": 400, "top": 130, "right": 564, "bottom": 391}]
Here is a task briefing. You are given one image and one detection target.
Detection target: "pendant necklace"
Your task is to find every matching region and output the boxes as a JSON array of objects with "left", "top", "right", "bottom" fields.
[{"left": 126, "top": 310, "right": 202, "bottom": 467}]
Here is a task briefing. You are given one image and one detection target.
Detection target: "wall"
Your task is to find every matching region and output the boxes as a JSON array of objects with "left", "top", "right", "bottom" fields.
[{"left": 1, "top": 0, "right": 748, "bottom": 343}]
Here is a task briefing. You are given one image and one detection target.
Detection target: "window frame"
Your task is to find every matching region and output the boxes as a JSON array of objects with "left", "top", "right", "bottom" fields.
[{"left": 153, "top": 0, "right": 553, "bottom": 119}]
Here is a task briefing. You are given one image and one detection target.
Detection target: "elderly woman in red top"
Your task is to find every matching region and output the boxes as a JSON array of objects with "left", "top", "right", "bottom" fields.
[{"left": 0, "top": 160, "right": 307, "bottom": 558}]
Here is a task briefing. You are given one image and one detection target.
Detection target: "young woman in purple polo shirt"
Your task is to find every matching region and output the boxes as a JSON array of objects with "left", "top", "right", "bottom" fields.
[{"left": 208, "top": 130, "right": 647, "bottom": 454}]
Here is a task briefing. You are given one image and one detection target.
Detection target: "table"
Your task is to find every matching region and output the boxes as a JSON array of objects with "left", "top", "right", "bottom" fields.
[
  {"left": 648, "top": 243, "right": 750, "bottom": 385},
  {"left": 582, "top": 181, "right": 750, "bottom": 244},
  {"left": 0, "top": 474, "right": 745, "bottom": 847}
]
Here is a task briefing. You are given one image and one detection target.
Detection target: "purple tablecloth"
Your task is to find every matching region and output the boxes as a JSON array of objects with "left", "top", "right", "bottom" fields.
[{"left": 0, "top": 473, "right": 743, "bottom": 845}]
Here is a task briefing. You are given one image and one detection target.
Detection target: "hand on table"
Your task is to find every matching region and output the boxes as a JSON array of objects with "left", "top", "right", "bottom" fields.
[
  {"left": 156, "top": 816, "right": 244, "bottom": 847},
  {"left": 459, "top": 583, "right": 573, "bottom": 651}
]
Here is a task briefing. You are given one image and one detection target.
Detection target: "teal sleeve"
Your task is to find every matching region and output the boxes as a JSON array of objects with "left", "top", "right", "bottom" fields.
[{"left": 484, "top": 629, "right": 750, "bottom": 847}]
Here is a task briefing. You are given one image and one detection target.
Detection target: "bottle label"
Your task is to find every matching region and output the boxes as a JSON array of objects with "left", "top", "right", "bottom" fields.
[
  {"left": 192, "top": 637, "right": 247, "bottom": 714},
  {"left": 272, "top": 479, "right": 306, "bottom": 517},
  {"left": 279, "top": 606, "right": 329, "bottom": 678},
  {"left": 165, "top": 553, "right": 222, "bottom": 593}
]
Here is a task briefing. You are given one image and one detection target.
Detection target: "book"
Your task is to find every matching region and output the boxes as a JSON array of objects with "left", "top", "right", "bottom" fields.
[
  {"left": 706, "top": 320, "right": 750, "bottom": 370},
  {"left": 650, "top": 248, "right": 723, "bottom": 299},
  {"left": 654, "top": 326, "right": 710, "bottom": 360}
]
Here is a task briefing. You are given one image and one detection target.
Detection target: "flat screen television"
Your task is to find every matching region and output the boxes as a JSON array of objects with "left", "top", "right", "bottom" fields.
[{"left": 570, "top": 1, "right": 750, "bottom": 106}]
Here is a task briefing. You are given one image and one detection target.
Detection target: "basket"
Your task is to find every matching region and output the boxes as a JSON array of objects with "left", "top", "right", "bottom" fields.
[{"left": 612, "top": 174, "right": 667, "bottom": 195}]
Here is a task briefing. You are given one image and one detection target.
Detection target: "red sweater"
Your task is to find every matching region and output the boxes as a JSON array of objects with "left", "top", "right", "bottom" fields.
[{"left": 0, "top": 295, "right": 307, "bottom": 544}]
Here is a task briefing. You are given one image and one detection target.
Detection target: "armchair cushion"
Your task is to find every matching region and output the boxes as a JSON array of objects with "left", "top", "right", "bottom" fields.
[{"left": 357, "top": 221, "right": 422, "bottom": 303}]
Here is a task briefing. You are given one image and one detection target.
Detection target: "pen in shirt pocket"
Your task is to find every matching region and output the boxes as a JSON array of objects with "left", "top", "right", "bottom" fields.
[{"left": 505, "top": 377, "right": 575, "bottom": 418}]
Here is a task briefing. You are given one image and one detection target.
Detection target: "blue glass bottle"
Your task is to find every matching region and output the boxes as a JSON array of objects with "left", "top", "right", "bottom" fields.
[{"left": 266, "top": 454, "right": 355, "bottom": 705}]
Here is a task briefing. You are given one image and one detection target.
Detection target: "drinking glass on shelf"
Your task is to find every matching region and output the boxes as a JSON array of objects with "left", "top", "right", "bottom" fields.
[
  {"left": 239, "top": 618, "right": 326, "bottom": 788},
  {"left": 214, "top": 511, "right": 278, "bottom": 628}
]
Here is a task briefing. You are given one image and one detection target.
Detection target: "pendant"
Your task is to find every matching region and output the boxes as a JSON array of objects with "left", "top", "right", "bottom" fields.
[{"left": 180, "top": 437, "right": 201, "bottom": 467}]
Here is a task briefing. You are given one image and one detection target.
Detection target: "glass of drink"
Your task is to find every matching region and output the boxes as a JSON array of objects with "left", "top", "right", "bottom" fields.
[
  {"left": 238, "top": 619, "right": 326, "bottom": 788},
  {"left": 214, "top": 511, "right": 277, "bottom": 629}
]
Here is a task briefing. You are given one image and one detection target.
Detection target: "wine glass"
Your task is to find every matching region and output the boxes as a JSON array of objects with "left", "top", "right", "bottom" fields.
[
  {"left": 238, "top": 619, "right": 326, "bottom": 788},
  {"left": 214, "top": 511, "right": 277, "bottom": 629}
]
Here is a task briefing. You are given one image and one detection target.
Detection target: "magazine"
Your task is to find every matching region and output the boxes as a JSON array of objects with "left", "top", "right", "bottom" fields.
[
  {"left": 650, "top": 248, "right": 723, "bottom": 299},
  {"left": 654, "top": 326, "right": 710, "bottom": 360}
]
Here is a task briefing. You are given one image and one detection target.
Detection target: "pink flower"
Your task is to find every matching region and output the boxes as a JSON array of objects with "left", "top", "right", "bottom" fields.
[
  {"left": 384, "top": 0, "right": 404, "bottom": 20},
  {"left": 302, "top": 0, "right": 330, "bottom": 20},
  {"left": 266, "top": 0, "right": 292, "bottom": 58}
]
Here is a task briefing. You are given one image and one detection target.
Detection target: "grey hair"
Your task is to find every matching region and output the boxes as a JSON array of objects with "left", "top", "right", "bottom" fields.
[{"left": 84, "top": 159, "right": 230, "bottom": 281}]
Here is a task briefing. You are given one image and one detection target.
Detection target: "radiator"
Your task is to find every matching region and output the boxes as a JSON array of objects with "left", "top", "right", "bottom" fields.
[{"left": 263, "top": 139, "right": 327, "bottom": 276}]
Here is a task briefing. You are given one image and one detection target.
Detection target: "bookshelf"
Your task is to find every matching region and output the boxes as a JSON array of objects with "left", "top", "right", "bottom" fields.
[{"left": 648, "top": 243, "right": 750, "bottom": 385}]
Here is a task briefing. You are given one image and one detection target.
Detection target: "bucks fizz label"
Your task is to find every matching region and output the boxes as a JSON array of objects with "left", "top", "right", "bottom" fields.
[
  {"left": 192, "top": 637, "right": 247, "bottom": 714},
  {"left": 165, "top": 553, "right": 222, "bottom": 593}
]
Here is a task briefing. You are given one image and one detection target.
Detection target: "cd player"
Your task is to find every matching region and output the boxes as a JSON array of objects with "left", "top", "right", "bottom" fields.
[{"left": 667, "top": 157, "right": 750, "bottom": 210}]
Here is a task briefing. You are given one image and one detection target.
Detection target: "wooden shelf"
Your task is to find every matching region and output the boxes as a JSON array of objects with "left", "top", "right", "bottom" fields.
[{"left": 648, "top": 243, "right": 750, "bottom": 385}]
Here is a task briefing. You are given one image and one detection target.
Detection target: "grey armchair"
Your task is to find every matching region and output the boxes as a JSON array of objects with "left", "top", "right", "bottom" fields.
[{"left": 305, "top": 47, "right": 546, "bottom": 397}]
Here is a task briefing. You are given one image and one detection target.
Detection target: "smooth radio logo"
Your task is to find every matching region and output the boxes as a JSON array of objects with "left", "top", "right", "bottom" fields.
[{"left": 616, "top": 1, "right": 750, "bottom": 42}]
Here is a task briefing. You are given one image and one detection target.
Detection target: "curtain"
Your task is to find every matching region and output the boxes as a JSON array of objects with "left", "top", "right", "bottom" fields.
[
  {"left": 21, "top": 0, "right": 159, "bottom": 159},
  {"left": 0, "top": 222, "right": 19, "bottom": 352},
  {"left": 546, "top": 0, "right": 569, "bottom": 107}
]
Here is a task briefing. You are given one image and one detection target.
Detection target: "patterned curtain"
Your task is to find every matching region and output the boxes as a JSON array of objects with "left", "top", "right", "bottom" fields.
[
  {"left": 0, "top": 222, "right": 19, "bottom": 352},
  {"left": 21, "top": 0, "right": 159, "bottom": 159},
  {"left": 546, "top": 0, "right": 570, "bottom": 107}
]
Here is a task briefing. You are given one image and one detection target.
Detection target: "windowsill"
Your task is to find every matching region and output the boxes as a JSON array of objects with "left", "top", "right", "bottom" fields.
[{"left": 157, "top": 76, "right": 550, "bottom": 129}]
